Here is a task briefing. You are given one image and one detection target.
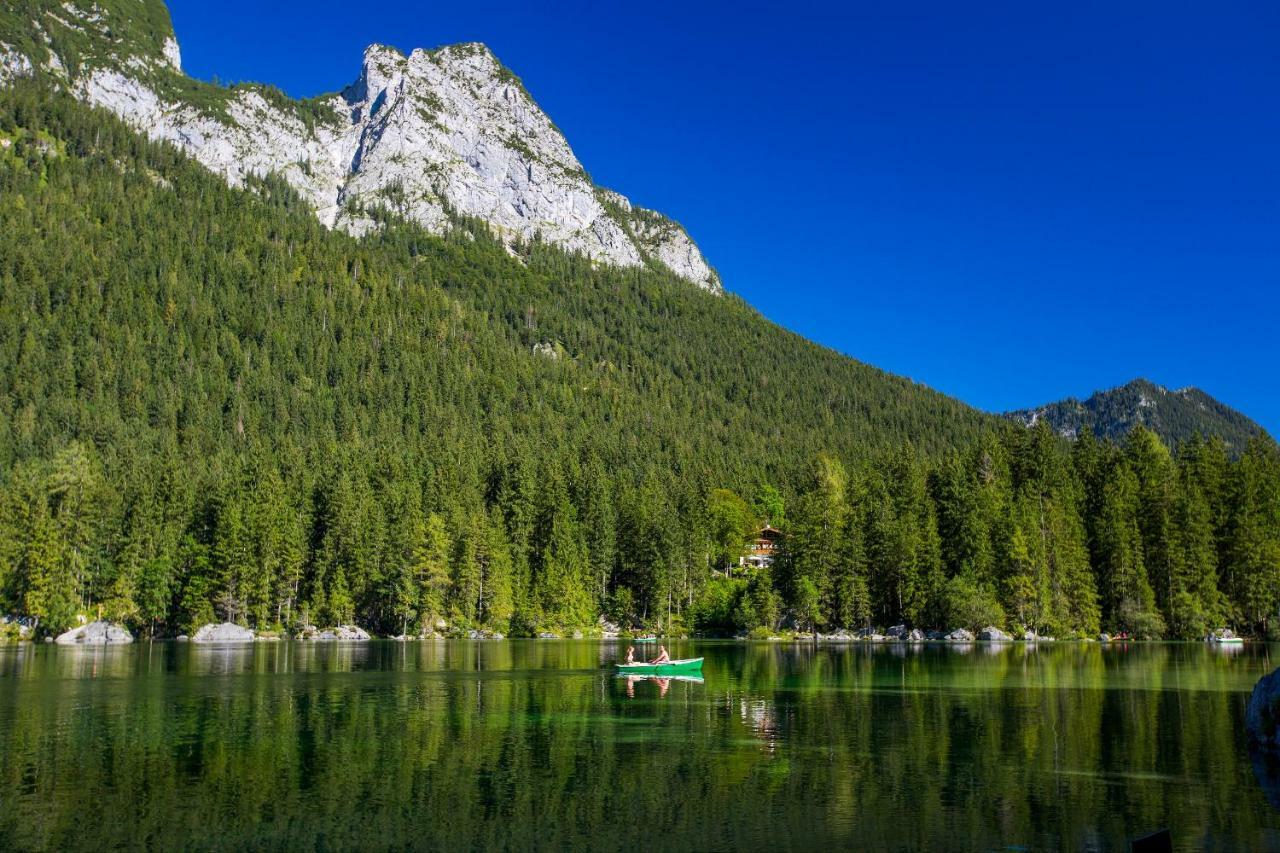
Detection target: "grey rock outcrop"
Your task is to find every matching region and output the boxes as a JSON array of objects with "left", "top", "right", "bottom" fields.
[
  {"left": 55, "top": 620, "right": 133, "bottom": 645},
  {"left": 192, "top": 622, "right": 255, "bottom": 643},
  {"left": 0, "top": 43, "right": 32, "bottom": 84},
  {"left": 2, "top": 8, "right": 720, "bottom": 291},
  {"left": 1248, "top": 668, "right": 1280, "bottom": 750},
  {"left": 977, "top": 626, "right": 1012, "bottom": 642},
  {"left": 946, "top": 628, "right": 975, "bottom": 642}
]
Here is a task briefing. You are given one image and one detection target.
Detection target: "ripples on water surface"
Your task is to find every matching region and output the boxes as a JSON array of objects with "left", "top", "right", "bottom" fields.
[{"left": 0, "top": 640, "right": 1277, "bottom": 851}]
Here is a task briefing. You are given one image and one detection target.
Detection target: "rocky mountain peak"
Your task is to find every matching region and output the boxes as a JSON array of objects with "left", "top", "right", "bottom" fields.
[
  {"left": 0, "top": 1, "right": 722, "bottom": 292},
  {"left": 353, "top": 43, "right": 405, "bottom": 101},
  {"left": 1006, "top": 378, "right": 1270, "bottom": 453}
]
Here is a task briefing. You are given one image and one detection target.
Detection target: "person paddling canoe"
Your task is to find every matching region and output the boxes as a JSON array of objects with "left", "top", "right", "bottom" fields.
[
  {"left": 625, "top": 645, "right": 635, "bottom": 664},
  {"left": 650, "top": 644, "right": 670, "bottom": 665}
]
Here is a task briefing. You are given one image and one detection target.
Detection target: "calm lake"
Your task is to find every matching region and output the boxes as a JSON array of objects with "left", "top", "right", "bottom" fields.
[{"left": 0, "top": 640, "right": 1277, "bottom": 851}]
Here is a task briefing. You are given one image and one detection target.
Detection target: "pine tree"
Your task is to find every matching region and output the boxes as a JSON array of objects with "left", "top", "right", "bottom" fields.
[
  {"left": 576, "top": 450, "right": 616, "bottom": 608},
  {"left": 46, "top": 442, "right": 100, "bottom": 614},
  {"left": 1093, "top": 461, "right": 1162, "bottom": 637},
  {"left": 136, "top": 557, "right": 173, "bottom": 638},
  {"left": 384, "top": 480, "right": 425, "bottom": 636},
  {"left": 415, "top": 512, "right": 453, "bottom": 631},
  {"left": 1225, "top": 439, "right": 1280, "bottom": 634},
  {"left": 23, "top": 513, "right": 76, "bottom": 633},
  {"left": 1127, "top": 427, "right": 1180, "bottom": 619},
  {"left": 211, "top": 491, "right": 252, "bottom": 624},
  {"left": 1003, "top": 520, "right": 1044, "bottom": 634},
  {"left": 786, "top": 455, "right": 848, "bottom": 629},
  {"left": 478, "top": 510, "right": 514, "bottom": 630}
]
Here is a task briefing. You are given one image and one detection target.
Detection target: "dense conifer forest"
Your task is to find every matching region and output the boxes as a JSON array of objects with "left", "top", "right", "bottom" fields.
[{"left": 2, "top": 84, "right": 1278, "bottom": 640}]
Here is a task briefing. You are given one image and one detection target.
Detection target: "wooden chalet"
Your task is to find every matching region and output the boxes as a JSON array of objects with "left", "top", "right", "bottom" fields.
[{"left": 740, "top": 524, "right": 782, "bottom": 569}]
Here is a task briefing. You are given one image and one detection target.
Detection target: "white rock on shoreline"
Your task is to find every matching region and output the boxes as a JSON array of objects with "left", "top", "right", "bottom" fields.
[
  {"left": 192, "top": 622, "right": 256, "bottom": 644},
  {"left": 55, "top": 620, "right": 133, "bottom": 645}
]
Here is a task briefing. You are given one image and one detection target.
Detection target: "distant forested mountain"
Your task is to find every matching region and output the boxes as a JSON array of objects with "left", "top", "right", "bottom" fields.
[{"left": 1007, "top": 379, "right": 1268, "bottom": 454}]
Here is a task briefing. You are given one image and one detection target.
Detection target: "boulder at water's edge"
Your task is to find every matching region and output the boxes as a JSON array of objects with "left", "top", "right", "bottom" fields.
[
  {"left": 1247, "top": 667, "right": 1280, "bottom": 750},
  {"left": 55, "top": 620, "right": 133, "bottom": 645},
  {"left": 192, "top": 622, "right": 255, "bottom": 644}
]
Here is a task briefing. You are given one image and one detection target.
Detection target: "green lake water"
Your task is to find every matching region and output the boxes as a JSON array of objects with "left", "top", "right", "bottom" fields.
[{"left": 1, "top": 640, "right": 1278, "bottom": 851}]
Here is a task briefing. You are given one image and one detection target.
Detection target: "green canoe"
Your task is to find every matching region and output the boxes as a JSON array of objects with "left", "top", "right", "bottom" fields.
[{"left": 616, "top": 657, "right": 703, "bottom": 675}]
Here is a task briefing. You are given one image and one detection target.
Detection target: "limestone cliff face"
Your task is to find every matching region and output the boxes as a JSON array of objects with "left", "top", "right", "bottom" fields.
[{"left": 1, "top": 1, "right": 721, "bottom": 292}]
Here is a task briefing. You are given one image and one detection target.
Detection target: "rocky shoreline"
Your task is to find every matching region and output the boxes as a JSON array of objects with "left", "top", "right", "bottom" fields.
[{"left": 0, "top": 617, "right": 1251, "bottom": 645}]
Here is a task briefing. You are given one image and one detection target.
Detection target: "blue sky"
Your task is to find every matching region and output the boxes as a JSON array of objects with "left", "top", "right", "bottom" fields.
[{"left": 168, "top": 1, "right": 1280, "bottom": 434}]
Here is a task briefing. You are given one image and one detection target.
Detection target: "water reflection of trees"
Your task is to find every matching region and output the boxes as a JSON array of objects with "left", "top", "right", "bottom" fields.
[{"left": 0, "top": 642, "right": 1272, "bottom": 850}]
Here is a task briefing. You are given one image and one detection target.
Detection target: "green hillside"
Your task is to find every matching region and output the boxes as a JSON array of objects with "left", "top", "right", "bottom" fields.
[
  {"left": 2, "top": 84, "right": 1279, "bottom": 642},
  {"left": 0, "top": 83, "right": 990, "bottom": 632}
]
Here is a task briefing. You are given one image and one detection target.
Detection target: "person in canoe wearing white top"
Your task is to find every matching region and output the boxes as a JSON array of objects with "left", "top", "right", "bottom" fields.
[
  {"left": 649, "top": 645, "right": 670, "bottom": 664},
  {"left": 625, "top": 645, "right": 636, "bottom": 664}
]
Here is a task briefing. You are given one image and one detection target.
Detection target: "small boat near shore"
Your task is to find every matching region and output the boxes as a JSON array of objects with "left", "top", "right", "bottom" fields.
[{"left": 616, "top": 657, "right": 703, "bottom": 675}]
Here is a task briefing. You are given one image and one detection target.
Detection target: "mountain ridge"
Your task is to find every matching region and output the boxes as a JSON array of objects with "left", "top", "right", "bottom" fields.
[
  {"left": 1006, "top": 378, "right": 1269, "bottom": 452},
  {"left": 3, "top": 1, "right": 1274, "bottom": 451},
  {"left": 0, "top": 0, "right": 721, "bottom": 290}
]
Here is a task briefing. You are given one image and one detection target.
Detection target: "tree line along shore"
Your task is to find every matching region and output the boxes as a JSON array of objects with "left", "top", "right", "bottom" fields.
[{"left": 3, "top": 425, "right": 1276, "bottom": 644}]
